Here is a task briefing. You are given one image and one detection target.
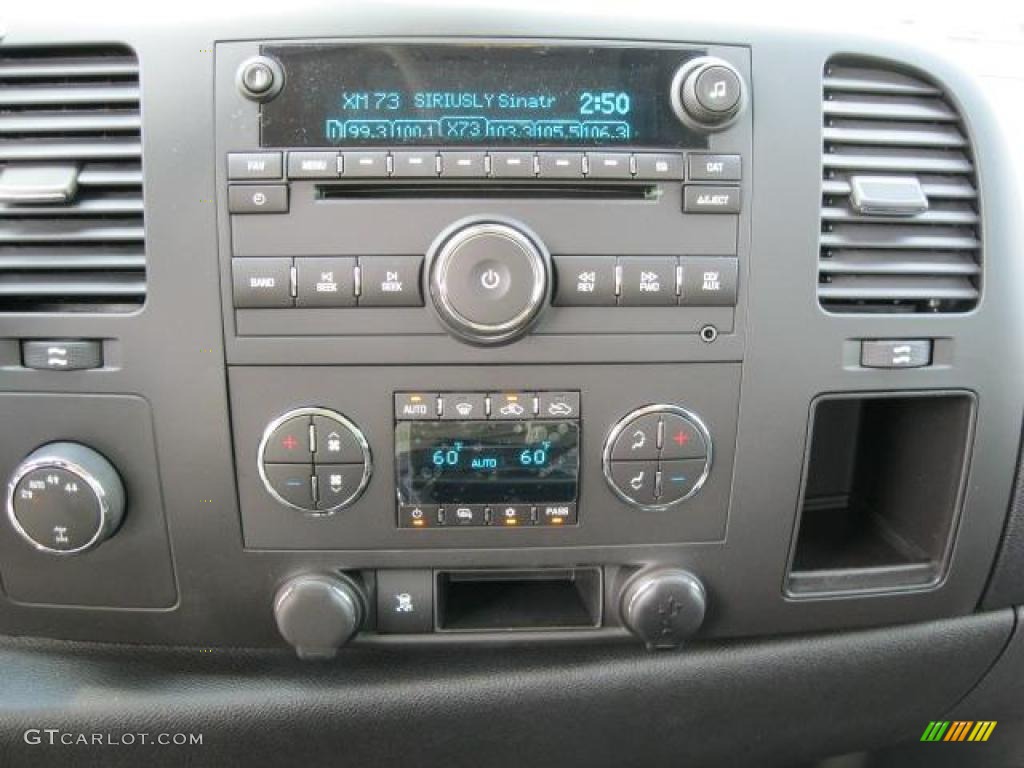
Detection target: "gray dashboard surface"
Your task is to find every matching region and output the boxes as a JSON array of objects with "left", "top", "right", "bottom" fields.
[{"left": 0, "top": 610, "right": 1012, "bottom": 768}]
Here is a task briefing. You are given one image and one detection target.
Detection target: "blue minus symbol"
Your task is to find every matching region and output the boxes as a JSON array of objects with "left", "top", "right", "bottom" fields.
[
  {"left": 670, "top": 476, "right": 689, "bottom": 484},
  {"left": 286, "top": 480, "right": 304, "bottom": 487}
]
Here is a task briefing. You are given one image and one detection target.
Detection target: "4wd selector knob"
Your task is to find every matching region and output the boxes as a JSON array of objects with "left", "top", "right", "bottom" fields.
[
  {"left": 671, "top": 57, "right": 746, "bottom": 131},
  {"left": 621, "top": 568, "right": 706, "bottom": 649},
  {"left": 427, "top": 217, "right": 550, "bottom": 345},
  {"left": 6, "top": 442, "right": 125, "bottom": 555}
]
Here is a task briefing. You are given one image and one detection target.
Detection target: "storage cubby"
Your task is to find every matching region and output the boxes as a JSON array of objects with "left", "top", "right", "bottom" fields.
[{"left": 787, "top": 392, "right": 974, "bottom": 595}]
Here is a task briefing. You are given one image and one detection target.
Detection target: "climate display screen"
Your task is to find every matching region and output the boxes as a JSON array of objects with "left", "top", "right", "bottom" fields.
[
  {"left": 395, "top": 420, "right": 579, "bottom": 504},
  {"left": 260, "top": 44, "right": 704, "bottom": 148}
]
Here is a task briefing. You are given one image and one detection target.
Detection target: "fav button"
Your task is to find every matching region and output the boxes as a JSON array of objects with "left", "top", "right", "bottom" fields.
[{"left": 227, "top": 152, "right": 282, "bottom": 180}]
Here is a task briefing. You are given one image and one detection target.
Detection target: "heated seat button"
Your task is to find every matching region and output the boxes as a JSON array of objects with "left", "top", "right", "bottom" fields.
[
  {"left": 263, "top": 464, "right": 315, "bottom": 510},
  {"left": 660, "top": 414, "right": 708, "bottom": 460},
  {"left": 658, "top": 459, "right": 707, "bottom": 503},
  {"left": 359, "top": 256, "right": 424, "bottom": 306},
  {"left": 619, "top": 257, "right": 678, "bottom": 306},
  {"left": 608, "top": 461, "right": 658, "bottom": 506},
  {"left": 553, "top": 255, "right": 617, "bottom": 306},
  {"left": 263, "top": 416, "right": 313, "bottom": 463},
  {"left": 376, "top": 570, "right": 433, "bottom": 634},
  {"left": 315, "top": 464, "right": 367, "bottom": 510},
  {"left": 312, "top": 415, "right": 365, "bottom": 463}
]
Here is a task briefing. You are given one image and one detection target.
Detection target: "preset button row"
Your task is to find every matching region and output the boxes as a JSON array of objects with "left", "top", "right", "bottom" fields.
[
  {"left": 228, "top": 150, "right": 742, "bottom": 183},
  {"left": 232, "top": 256, "right": 423, "bottom": 309},
  {"left": 553, "top": 255, "right": 738, "bottom": 307},
  {"left": 399, "top": 503, "right": 577, "bottom": 528}
]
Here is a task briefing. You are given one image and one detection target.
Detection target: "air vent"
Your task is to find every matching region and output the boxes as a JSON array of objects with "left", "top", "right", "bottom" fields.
[
  {"left": 818, "top": 58, "right": 980, "bottom": 313},
  {"left": 0, "top": 45, "right": 145, "bottom": 312}
]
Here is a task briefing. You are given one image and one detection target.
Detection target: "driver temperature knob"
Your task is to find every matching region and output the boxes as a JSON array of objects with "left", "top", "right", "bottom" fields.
[
  {"left": 427, "top": 216, "right": 551, "bottom": 345},
  {"left": 620, "top": 568, "right": 706, "bottom": 649}
]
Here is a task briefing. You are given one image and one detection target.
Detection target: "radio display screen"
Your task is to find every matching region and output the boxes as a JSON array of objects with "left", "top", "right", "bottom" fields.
[
  {"left": 395, "top": 420, "right": 579, "bottom": 504},
  {"left": 260, "top": 44, "right": 705, "bottom": 148}
]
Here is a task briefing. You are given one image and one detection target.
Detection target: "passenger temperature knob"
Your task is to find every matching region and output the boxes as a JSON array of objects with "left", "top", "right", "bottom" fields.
[{"left": 274, "top": 573, "right": 365, "bottom": 659}]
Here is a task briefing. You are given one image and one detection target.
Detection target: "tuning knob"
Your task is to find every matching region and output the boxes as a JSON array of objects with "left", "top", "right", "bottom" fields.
[
  {"left": 671, "top": 57, "right": 746, "bottom": 131},
  {"left": 427, "top": 217, "right": 550, "bottom": 345},
  {"left": 6, "top": 442, "right": 125, "bottom": 555},
  {"left": 274, "top": 573, "right": 365, "bottom": 659},
  {"left": 620, "top": 568, "right": 706, "bottom": 649}
]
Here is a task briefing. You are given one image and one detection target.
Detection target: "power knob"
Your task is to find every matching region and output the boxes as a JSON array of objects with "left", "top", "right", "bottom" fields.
[
  {"left": 427, "top": 216, "right": 551, "bottom": 345},
  {"left": 274, "top": 573, "right": 366, "bottom": 659},
  {"left": 6, "top": 442, "right": 125, "bottom": 555},
  {"left": 671, "top": 57, "right": 746, "bottom": 132},
  {"left": 620, "top": 568, "right": 706, "bottom": 649}
]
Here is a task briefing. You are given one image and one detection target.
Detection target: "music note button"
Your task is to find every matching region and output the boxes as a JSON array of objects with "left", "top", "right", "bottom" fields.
[{"left": 695, "top": 65, "right": 741, "bottom": 113}]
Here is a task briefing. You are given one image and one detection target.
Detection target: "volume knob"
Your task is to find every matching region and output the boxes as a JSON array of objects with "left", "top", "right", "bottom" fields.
[{"left": 671, "top": 57, "right": 746, "bottom": 132}]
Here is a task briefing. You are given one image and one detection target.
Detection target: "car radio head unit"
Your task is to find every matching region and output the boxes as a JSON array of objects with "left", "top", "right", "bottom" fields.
[{"left": 259, "top": 44, "right": 709, "bottom": 149}]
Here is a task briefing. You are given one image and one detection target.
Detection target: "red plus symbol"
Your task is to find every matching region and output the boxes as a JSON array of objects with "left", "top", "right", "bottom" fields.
[
  {"left": 673, "top": 431, "right": 689, "bottom": 447},
  {"left": 282, "top": 435, "right": 299, "bottom": 451}
]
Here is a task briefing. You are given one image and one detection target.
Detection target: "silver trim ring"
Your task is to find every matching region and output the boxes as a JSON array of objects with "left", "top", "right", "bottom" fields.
[
  {"left": 258, "top": 407, "right": 372, "bottom": 516},
  {"left": 428, "top": 218, "right": 549, "bottom": 345},
  {"left": 602, "top": 404, "right": 713, "bottom": 511},
  {"left": 6, "top": 451, "right": 119, "bottom": 556}
]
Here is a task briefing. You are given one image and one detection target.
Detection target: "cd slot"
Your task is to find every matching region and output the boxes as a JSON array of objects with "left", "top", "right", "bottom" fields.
[{"left": 317, "top": 183, "right": 658, "bottom": 201}]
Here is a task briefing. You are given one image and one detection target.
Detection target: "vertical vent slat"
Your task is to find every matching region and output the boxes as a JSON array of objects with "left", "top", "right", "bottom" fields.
[
  {"left": 0, "top": 44, "right": 145, "bottom": 312},
  {"left": 819, "top": 57, "right": 981, "bottom": 313}
]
